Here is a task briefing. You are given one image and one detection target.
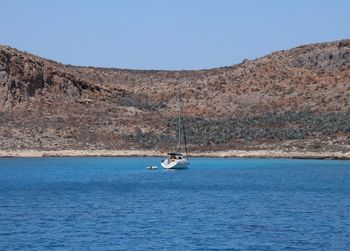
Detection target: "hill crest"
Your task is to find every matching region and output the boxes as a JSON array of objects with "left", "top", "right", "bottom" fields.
[{"left": 0, "top": 40, "right": 349, "bottom": 152}]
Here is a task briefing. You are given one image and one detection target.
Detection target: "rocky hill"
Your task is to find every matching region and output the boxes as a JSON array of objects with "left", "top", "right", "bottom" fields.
[{"left": 0, "top": 40, "right": 350, "bottom": 153}]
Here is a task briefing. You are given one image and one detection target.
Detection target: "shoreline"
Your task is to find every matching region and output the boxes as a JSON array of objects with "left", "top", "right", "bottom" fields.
[{"left": 0, "top": 149, "right": 349, "bottom": 160}]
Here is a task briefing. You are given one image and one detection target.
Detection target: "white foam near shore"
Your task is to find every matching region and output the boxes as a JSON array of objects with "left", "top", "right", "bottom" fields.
[{"left": 0, "top": 149, "right": 349, "bottom": 159}]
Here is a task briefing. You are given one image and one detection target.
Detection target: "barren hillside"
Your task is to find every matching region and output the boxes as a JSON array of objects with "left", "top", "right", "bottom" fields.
[{"left": 1, "top": 40, "right": 350, "bottom": 152}]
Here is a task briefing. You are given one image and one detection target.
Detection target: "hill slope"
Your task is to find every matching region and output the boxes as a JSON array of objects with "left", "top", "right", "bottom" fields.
[{"left": 0, "top": 40, "right": 350, "bottom": 153}]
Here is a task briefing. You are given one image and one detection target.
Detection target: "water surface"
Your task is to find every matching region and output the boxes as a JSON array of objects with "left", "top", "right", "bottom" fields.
[{"left": 0, "top": 157, "right": 349, "bottom": 250}]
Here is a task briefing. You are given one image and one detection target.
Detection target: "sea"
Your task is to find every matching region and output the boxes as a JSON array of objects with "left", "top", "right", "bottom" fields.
[{"left": 0, "top": 157, "right": 349, "bottom": 250}]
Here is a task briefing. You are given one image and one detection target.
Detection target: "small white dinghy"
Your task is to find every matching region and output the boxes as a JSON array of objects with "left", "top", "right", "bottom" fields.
[{"left": 146, "top": 165, "right": 158, "bottom": 170}]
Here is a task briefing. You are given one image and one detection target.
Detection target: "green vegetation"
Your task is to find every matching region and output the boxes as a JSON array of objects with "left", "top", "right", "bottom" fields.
[{"left": 125, "top": 110, "right": 350, "bottom": 148}]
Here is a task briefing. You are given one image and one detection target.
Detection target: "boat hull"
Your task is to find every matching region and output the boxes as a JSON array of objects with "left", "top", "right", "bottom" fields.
[{"left": 161, "top": 159, "right": 189, "bottom": 169}]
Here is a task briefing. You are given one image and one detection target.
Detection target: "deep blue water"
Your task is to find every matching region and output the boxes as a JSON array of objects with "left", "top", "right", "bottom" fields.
[{"left": 0, "top": 157, "right": 350, "bottom": 250}]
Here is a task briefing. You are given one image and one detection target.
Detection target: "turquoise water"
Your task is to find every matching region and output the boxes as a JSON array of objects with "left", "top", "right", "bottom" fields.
[{"left": 0, "top": 157, "right": 349, "bottom": 250}]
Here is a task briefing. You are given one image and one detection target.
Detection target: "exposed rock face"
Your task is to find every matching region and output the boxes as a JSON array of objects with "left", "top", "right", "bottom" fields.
[
  {"left": 0, "top": 46, "right": 103, "bottom": 111},
  {"left": 290, "top": 40, "right": 350, "bottom": 70},
  {"left": 0, "top": 40, "right": 349, "bottom": 152}
]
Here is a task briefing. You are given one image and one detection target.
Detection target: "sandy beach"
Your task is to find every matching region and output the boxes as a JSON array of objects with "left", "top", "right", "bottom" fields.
[{"left": 0, "top": 149, "right": 349, "bottom": 159}]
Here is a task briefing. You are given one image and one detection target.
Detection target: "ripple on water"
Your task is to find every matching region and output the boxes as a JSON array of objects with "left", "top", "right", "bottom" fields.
[{"left": 0, "top": 157, "right": 349, "bottom": 250}]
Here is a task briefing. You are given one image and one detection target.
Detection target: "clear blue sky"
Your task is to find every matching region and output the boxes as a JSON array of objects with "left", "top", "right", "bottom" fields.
[{"left": 1, "top": 0, "right": 350, "bottom": 70}]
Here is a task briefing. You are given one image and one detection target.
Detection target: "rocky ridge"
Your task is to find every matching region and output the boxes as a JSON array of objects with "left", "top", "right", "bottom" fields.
[{"left": 0, "top": 40, "right": 350, "bottom": 153}]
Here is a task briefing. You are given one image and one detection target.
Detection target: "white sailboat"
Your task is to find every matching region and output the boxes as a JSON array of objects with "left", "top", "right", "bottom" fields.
[{"left": 161, "top": 89, "right": 189, "bottom": 169}]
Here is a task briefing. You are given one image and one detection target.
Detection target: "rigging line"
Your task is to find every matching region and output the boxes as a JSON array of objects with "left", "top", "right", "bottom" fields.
[
  {"left": 177, "top": 88, "right": 181, "bottom": 153},
  {"left": 182, "top": 116, "right": 188, "bottom": 158},
  {"left": 178, "top": 88, "right": 188, "bottom": 157}
]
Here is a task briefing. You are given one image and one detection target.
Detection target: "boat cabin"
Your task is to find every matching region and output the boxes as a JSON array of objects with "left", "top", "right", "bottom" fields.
[{"left": 167, "top": 152, "right": 184, "bottom": 160}]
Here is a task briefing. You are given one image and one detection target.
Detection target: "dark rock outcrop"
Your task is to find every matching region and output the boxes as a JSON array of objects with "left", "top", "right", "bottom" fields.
[
  {"left": 290, "top": 40, "right": 350, "bottom": 70},
  {"left": 0, "top": 46, "right": 102, "bottom": 111}
]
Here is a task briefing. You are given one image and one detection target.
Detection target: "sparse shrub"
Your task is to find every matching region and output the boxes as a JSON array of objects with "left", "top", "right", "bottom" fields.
[
  {"left": 113, "top": 96, "right": 166, "bottom": 111},
  {"left": 123, "top": 110, "right": 350, "bottom": 148},
  {"left": 311, "top": 142, "right": 322, "bottom": 149}
]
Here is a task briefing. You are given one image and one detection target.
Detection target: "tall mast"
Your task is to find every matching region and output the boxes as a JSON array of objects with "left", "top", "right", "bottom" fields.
[
  {"left": 177, "top": 88, "right": 188, "bottom": 157},
  {"left": 182, "top": 111, "right": 188, "bottom": 158},
  {"left": 177, "top": 89, "right": 181, "bottom": 153}
]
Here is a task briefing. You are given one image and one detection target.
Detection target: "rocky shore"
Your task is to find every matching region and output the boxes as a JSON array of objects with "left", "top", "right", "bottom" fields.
[{"left": 1, "top": 149, "right": 349, "bottom": 160}]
